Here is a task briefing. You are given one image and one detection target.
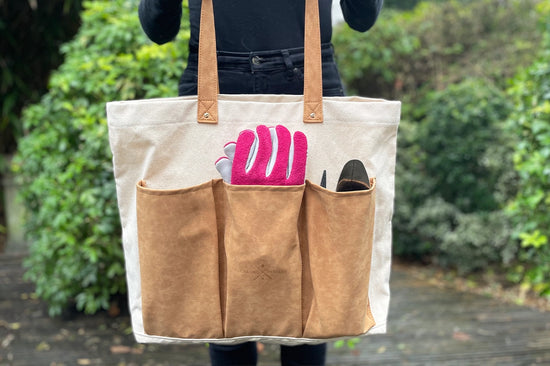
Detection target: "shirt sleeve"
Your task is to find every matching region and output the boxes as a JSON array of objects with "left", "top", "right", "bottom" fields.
[
  {"left": 340, "top": 0, "right": 384, "bottom": 32},
  {"left": 138, "top": 0, "right": 183, "bottom": 44}
]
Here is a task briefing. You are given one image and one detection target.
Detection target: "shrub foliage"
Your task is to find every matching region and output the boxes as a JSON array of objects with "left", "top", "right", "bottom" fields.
[
  {"left": 393, "top": 80, "right": 517, "bottom": 272},
  {"left": 334, "top": 0, "right": 545, "bottom": 278},
  {"left": 506, "top": 0, "right": 550, "bottom": 297},
  {"left": 333, "top": 0, "right": 542, "bottom": 101},
  {"left": 14, "top": 0, "right": 189, "bottom": 316},
  {"left": 0, "top": 0, "right": 82, "bottom": 154}
]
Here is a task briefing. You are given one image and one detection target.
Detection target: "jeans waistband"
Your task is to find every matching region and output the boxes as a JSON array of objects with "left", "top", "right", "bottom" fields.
[{"left": 187, "top": 43, "right": 336, "bottom": 72}]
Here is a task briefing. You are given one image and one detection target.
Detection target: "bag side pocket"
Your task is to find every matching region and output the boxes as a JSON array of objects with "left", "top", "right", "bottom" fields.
[
  {"left": 223, "top": 184, "right": 304, "bottom": 338},
  {"left": 302, "top": 180, "right": 376, "bottom": 338},
  {"left": 136, "top": 180, "right": 223, "bottom": 338}
]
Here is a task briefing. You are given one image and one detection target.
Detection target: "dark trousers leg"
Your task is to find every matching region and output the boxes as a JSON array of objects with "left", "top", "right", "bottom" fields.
[
  {"left": 209, "top": 342, "right": 258, "bottom": 366},
  {"left": 208, "top": 342, "right": 326, "bottom": 366},
  {"left": 280, "top": 343, "right": 327, "bottom": 366}
]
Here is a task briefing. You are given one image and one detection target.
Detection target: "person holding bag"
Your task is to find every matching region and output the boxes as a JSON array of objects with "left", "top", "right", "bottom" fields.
[
  {"left": 139, "top": 0, "right": 383, "bottom": 98},
  {"left": 137, "top": 1, "right": 384, "bottom": 365}
]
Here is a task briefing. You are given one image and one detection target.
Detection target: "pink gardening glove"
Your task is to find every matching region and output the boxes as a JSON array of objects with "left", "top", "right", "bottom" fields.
[{"left": 230, "top": 125, "right": 307, "bottom": 186}]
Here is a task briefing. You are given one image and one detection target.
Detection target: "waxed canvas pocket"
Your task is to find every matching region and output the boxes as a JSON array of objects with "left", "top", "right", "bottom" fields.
[
  {"left": 223, "top": 184, "right": 304, "bottom": 338},
  {"left": 136, "top": 180, "right": 224, "bottom": 339},
  {"left": 301, "top": 179, "right": 376, "bottom": 338},
  {"left": 135, "top": 179, "right": 375, "bottom": 339}
]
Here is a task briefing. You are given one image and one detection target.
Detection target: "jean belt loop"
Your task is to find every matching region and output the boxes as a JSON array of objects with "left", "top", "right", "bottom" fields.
[
  {"left": 281, "top": 49, "right": 299, "bottom": 79},
  {"left": 281, "top": 49, "right": 294, "bottom": 70}
]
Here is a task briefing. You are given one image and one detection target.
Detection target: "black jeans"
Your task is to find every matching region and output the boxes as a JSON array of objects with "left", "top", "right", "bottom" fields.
[
  {"left": 179, "top": 43, "right": 345, "bottom": 97},
  {"left": 209, "top": 342, "right": 327, "bottom": 366}
]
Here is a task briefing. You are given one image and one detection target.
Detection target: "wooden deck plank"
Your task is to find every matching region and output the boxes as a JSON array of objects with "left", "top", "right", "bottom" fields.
[{"left": 1, "top": 253, "right": 549, "bottom": 366}]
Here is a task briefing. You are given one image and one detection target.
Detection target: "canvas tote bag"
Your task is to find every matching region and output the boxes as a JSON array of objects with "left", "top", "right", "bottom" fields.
[{"left": 106, "top": 0, "right": 400, "bottom": 345}]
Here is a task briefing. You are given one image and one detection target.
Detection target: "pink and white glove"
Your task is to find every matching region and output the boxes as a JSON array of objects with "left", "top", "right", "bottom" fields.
[
  {"left": 214, "top": 142, "right": 236, "bottom": 183},
  {"left": 215, "top": 125, "right": 308, "bottom": 185}
]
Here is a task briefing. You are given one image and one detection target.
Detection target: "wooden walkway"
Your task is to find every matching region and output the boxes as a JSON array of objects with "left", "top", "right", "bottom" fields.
[{"left": 1, "top": 253, "right": 549, "bottom": 366}]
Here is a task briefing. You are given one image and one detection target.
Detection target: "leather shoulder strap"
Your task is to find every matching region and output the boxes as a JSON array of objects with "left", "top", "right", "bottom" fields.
[{"left": 197, "top": 0, "right": 323, "bottom": 123}]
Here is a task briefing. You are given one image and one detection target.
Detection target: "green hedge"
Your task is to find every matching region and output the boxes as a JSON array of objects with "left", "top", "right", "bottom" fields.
[
  {"left": 333, "top": 0, "right": 542, "bottom": 101},
  {"left": 393, "top": 80, "right": 517, "bottom": 272},
  {"left": 506, "top": 0, "right": 550, "bottom": 297},
  {"left": 0, "top": 0, "right": 82, "bottom": 155},
  {"left": 14, "top": 0, "right": 189, "bottom": 316},
  {"left": 333, "top": 0, "right": 544, "bottom": 275}
]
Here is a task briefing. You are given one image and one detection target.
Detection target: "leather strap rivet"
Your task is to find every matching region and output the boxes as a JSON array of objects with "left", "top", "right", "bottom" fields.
[
  {"left": 310, "top": 113, "right": 316, "bottom": 119},
  {"left": 203, "top": 112, "right": 210, "bottom": 119}
]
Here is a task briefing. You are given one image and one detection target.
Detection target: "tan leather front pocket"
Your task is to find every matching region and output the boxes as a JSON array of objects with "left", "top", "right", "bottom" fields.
[
  {"left": 135, "top": 179, "right": 376, "bottom": 340},
  {"left": 223, "top": 184, "right": 304, "bottom": 338},
  {"left": 136, "top": 181, "right": 223, "bottom": 338},
  {"left": 301, "top": 179, "right": 376, "bottom": 338}
]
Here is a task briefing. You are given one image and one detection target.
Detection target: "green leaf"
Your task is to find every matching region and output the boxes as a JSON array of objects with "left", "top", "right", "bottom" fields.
[{"left": 519, "top": 230, "right": 548, "bottom": 249}]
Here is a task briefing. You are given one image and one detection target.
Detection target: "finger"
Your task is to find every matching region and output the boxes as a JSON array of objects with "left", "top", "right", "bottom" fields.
[
  {"left": 223, "top": 141, "right": 236, "bottom": 161},
  {"left": 265, "top": 126, "right": 278, "bottom": 176},
  {"left": 246, "top": 132, "right": 258, "bottom": 172},
  {"left": 232, "top": 129, "right": 256, "bottom": 184},
  {"left": 215, "top": 156, "right": 232, "bottom": 183},
  {"left": 268, "top": 125, "right": 291, "bottom": 182},
  {"left": 249, "top": 125, "right": 273, "bottom": 178},
  {"left": 287, "top": 131, "right": 308, "bottom": 185}
]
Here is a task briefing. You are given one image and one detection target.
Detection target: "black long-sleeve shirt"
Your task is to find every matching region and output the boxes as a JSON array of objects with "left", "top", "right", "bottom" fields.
[{"left": 139, "top": 0, "right": 383, "bottom": 52}]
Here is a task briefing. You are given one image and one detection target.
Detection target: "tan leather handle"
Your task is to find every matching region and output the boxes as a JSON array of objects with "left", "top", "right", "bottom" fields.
[
  {"left": 302, "top": 0, "right": 323, "bottom": 123},
  {"left": 197, "top": 0, "right": 323, "bottom": 124},
  {"left": 197, "top": 0, "right": 218, "bottom": 123}
]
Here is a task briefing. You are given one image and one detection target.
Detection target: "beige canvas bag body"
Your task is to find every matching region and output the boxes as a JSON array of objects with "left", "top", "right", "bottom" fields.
[{"left": 106, "top": 0, "right": 400, "bottom": 345}]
